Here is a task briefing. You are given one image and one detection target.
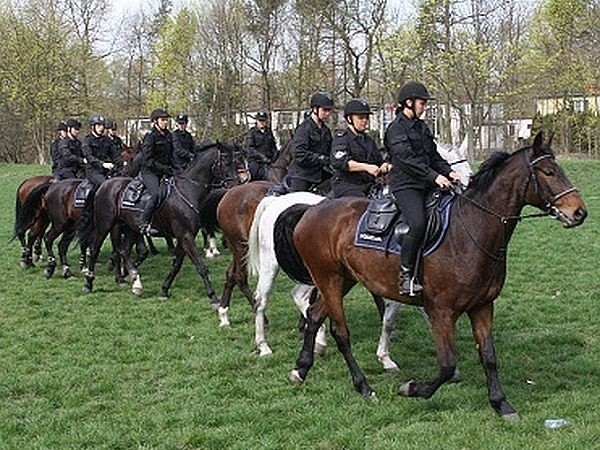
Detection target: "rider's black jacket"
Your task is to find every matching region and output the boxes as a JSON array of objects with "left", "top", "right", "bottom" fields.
[
  {"left": 384, "top": 112, "right": 451, "bottom": 192},
  {"left": 245, "top": 126, "right": 277, "bottom": 164},
  {"left": 330, "top": 128, "right": 383, "bottom": 192},
  {"left": 287, "top": 116, "right": 332, "bottom": 183},
  {"left": 172, "top": 128, "right": 195, "bottom": 174},
  {"left": 140, "top": 126, "right": 173, "bottom": 177},
  {"left": 56, "top": 137, "right": 84, "bottom": 179}
]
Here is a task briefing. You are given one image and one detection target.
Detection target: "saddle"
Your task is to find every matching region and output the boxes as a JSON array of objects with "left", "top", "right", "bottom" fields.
[
  {"left": 355, "top": 189, "right": 454, "bottom": 257},
  {"left": 74, "top": 179, "right": 94, "bottom": 208},
  {"left": 121, "top": 176, "right": 173, "bottom": 212}
]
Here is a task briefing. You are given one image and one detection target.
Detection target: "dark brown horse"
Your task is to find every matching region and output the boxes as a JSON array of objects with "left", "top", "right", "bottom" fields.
[
  {"left": 274, "top": 132, "right": 586, "bottom": 419},
  {"left": 18, "top": 178, "right": 89, "bottom": 278},
  {"left": 13, "top": 175, "right": 52, "bottom": 268},
  {"left": 82, "top": 142, "right": 241, "bottom": 302}
]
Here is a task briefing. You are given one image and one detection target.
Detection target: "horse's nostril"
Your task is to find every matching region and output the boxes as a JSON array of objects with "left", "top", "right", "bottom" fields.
[{"left": 574, "top": 208, "right": 587, "bottom": 222}]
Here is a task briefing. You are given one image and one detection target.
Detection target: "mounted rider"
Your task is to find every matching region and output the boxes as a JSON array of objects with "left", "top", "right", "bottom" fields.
[
  {"left": 138, "top": 108, "right": 174, "bottom": 236},
  {"left": 56, "top": 118, "right": 84, "bottom": 180},
  {"left": 172, "top": 113, "right": 196, "bottom": 175},
  {"left": 82, "top": 115, "right": 121, "bottom": 188},
  {"left": 245, "top": 108, "right": 278, "bottom": 181},
  {"left": 330, "top": 98, "right": 390, "bottom": 198},
  {"left": 286, "top": 91, "right": 334, "bottom": 192},
  {"left": 385, "top": 81, "right": 461, "bottom": 296},
  {"left": 50, "top": 121, "right": 67, "bottom": 178}
]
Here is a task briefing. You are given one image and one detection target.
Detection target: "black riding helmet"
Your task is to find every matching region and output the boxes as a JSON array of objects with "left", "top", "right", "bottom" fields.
[
  {"left": 343, "top": 98, "right": 372, "bottom": 118},
  {"left": 89, "top": 115, "right": 106, "bottom": 126},
  {"left": 150, "top": 108, "right": 171, "bottom": 121},
  {"left": 104, "top": 119, "right": 114, "bottom": 129},
  {"left": 397, "top": 81, "right": 434, "bottom": 105},
  {"left": 310, "top": 91, "right": 334, "bottom": 109},
  {"left": 57, "top": 121, "right": 67, "bottom": 132},
  {"left": 175, "top": 113, "right": 188, "bottom": 124},
  {"left": 255, "top": 109, "right": 268, "bottom": 120},
  {"left": 66, "top": 118, "right": 81, "bottom": 130}
]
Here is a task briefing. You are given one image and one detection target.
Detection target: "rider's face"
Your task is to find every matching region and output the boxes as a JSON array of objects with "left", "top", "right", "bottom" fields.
[
  {"left": 349, "top": 114, "right": 369, "bottom": 133},
  {"left": 317, "top": 107, "right": 332, "bottom": 121},
  {"left": 413, "top": 98, "right": 428, "bottom": 118},
  {"left": 156, "top": 117, "right": 169, "bottom": 130}
]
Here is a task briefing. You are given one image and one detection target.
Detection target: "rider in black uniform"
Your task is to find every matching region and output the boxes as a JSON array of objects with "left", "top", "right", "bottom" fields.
[
  {"left": 138, "top": 108, "right": 174, "bottom": 235},
  {"left": 385, "top": 81, "right": 461, "bottom": 296},
  {"left": 82, "top": 115, "right": 120, "bottom": 188},
  {"left": 245, "top": 108, "right": 278, "bottom": 181},
  {"left": 56, "top": 118, "right": 84, "bottom": 180},
  {"left": 287, "top": 91, "right": 334, "bottom": 192},
  {"left": 330, "top": 98, "right": 390, "bottom": 198},
  {"left": 172, "top": 113, "right": 196, "bottom": 175}
]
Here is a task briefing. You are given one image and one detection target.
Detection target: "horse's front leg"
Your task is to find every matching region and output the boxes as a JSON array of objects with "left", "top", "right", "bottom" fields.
[
  {"left": 469, "top": 303, "right": 519, "bottom": 420},
  {"left": 398, "top": 307, "right": 457, "bottom": 399},
  {"left": 179, "top": 234, "right": 219, "bottom": 306},
  {"left": 159, "top": 242, "right": 185, "bottom": 300}
]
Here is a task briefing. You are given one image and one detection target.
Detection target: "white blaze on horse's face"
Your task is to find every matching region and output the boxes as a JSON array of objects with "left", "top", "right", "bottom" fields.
[{"left": 437, "top": 143, "right": 473, "bottom": 187}]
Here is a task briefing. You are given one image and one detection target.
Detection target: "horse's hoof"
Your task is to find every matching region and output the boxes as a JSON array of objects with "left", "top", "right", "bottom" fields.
[
  {"left": 158, "top": 295, "right": 168, "bottom": 302},
  {"left": 258, "top": 345, "right": 273, "bottom": 357},
  {"left": 378, "top": 355, "right": 399, "bottom": 372},
  {"left": 366, "top": 391, "right": 378, "bottom": 402},
  {"left": 44, "top": 269, "right": 53, "bottom": 279},
  {"left": 502, "top": 412, "right": 521, "bottom": 421},
  {"left": 33, "top": 254, "right": 42, "bottom": 263},
  {"left": 449, "top": 368, "right": 463, "bottom": 383},
  {"left": 132, "top": 287, "right": 143, "bottom": 296},
  {"left": 62, "top": 268, "right": 73, "bottom": 279},
  {"left": 20, "top": 260, "right": 32, "bottom": 269},
  {"left": 82, "top": 286, "right": 92, "bottom": 294},
  {"left": 288, "top": 370, "right": 304, "bottom": 385},
  {"left": 314, "top": 343, "right": 327, "bottom": 356},
  {"left": 398, "top": 380, "right": 416, "bottom": 397},
  {"left": 210, "top": 301, "right": 221, "bottom": 311}
]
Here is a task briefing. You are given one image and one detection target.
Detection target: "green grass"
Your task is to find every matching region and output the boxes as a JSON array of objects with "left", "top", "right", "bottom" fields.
[{"left": 0, "top": 161, "right": 598, "bottom": 449}]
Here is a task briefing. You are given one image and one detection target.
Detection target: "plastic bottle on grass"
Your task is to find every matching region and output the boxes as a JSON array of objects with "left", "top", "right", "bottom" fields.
[{"left": 544, "top": 419, "right": 570, "bottom": 429}]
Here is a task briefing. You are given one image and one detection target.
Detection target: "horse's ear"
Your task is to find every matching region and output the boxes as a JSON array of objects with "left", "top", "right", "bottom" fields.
[
  {"left": 532, "top": 131, "right": 544, "bottom": 150},
  {"left": 547, "top": 132, "right": 554, "bottom": 147}
]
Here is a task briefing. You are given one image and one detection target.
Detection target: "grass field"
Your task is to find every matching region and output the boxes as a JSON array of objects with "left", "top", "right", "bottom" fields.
[{"left": 0, "top": 161, "right": 598, "bottom": 450}]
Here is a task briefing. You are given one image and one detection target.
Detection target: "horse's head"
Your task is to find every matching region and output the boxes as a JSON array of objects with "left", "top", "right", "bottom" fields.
[
  {"left": 525, "top": 131, "right": 587, "bottom": 228},
  {"left": 231, "top": 143, "right": 251, "bottom": 184},
  {"left": 212, "top": 141, "right": 245, "bottom": 188}
]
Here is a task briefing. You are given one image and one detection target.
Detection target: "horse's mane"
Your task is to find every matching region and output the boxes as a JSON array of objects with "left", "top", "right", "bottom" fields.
[{"left": 467, "top": 151, "right": 512, "bottom": 194}]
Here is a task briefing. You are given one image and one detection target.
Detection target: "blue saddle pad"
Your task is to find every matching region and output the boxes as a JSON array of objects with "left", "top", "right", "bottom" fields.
[{"left": 354, "top": 194, "right": 454, "bottom": 257}]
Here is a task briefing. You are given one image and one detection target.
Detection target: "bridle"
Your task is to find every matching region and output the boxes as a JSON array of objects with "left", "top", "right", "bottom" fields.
[{"left": 454, "top": 146, "right": 578, "bottom": 262}]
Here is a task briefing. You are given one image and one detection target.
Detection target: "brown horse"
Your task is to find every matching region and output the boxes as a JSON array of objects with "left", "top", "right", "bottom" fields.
[
  {"left": 82, "top": 142, "right": 241, "bottom": 302},
  {"left": 13, "top": 175, "right": 52, "bottom": 268},
  {"left": 274, "top": 132, "right": 586, "bottom": 419}
]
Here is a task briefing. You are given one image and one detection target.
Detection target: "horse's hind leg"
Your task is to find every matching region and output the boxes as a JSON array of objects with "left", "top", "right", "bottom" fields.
[
  {"left": 217, "top": 260, "right": 236, "bottom": 327},
  {"left": 254, "top": 260, "right": 279, "bottom": 356},
  {"left": 468, "top": 303, "right": 519, "bottom": 420},
  {"left": 398, "top": 307, "right": 458, "bottom": 400},
  {"left": 376, "top": 299, "right": 402, "bottom": 371}
]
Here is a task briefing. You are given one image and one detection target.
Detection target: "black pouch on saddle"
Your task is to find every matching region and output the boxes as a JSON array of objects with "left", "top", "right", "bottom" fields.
[
  {"left": 74, "top": 179, "right": 94, "bottom": 208},
  {"left": 365, "top": 197, "right": 400, "bottom": 235},
  {"left": 121, "top": 177, "right": 149, "bottom": 211}
]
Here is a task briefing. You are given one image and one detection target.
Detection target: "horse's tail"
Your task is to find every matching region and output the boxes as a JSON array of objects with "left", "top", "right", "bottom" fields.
[
  {"left": 247, "top": 195, "right": 280, "bottom": 277},
  {"left": 273, "top": 203, "right": 313, "bottom": 285},
  {"left": 199, "top": 188, "right": 227, "bottom": 235},
  {"left": 14, "top": 180, "right": 52, "bottom": 240}
]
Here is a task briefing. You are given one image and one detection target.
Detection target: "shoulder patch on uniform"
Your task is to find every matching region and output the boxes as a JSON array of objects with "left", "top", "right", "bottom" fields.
[
  {"left": 333, "top": 150, "right": 348, "bottom": 159},
  {"left": 336, "top": 130, "right": 346, "bottom": 137}
]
